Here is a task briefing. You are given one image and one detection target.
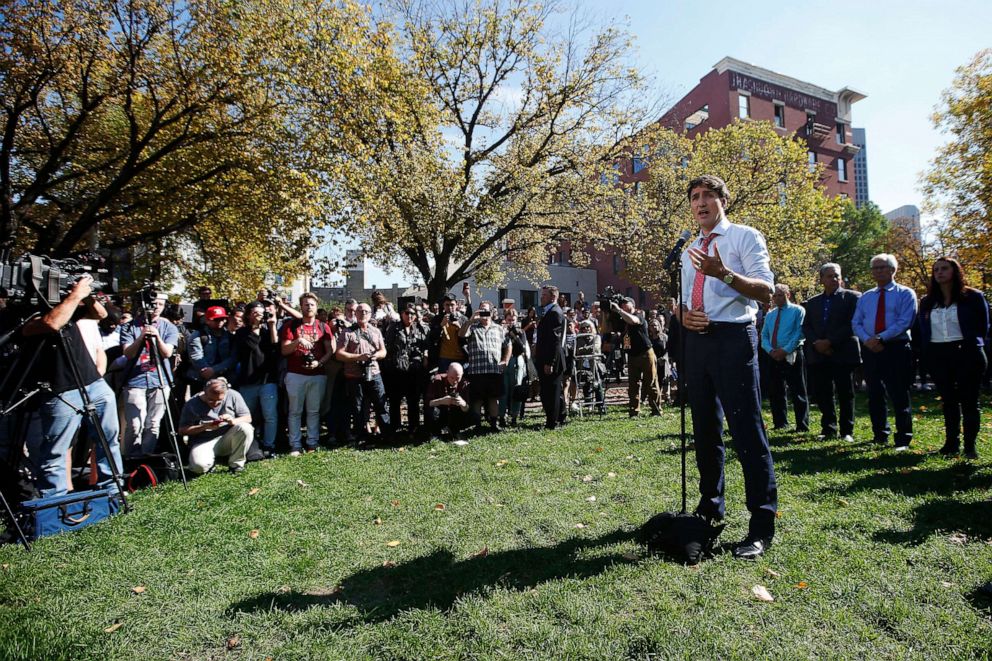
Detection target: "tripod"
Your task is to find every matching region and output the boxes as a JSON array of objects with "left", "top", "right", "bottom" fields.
[
  {"left": 1, "top": 321, "right": 133, "bottom": 550},
  {"left": 137, "top": 329, "right": 188, "bottom": 490}
]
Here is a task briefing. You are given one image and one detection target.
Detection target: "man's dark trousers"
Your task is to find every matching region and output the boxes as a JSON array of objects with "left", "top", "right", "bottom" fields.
[
  {"left": 538, "top": 370, "right": 564, "bottom": 429},
  {"left": 767, "top": 350, "right": 810, "bottom": 431},
  {"left": 808, "top": 361, "right": 855, "bottom": 437},
  {"left": 862, "top": 340, "right": 913, "bottom": 446},
  {"left": 686, "top": 323, "right": 777, "bottom": 539}
]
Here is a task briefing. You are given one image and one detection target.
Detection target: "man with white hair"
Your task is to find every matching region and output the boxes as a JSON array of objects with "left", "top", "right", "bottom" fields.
[
  {"left": 852, "top": 253, "right": 918, "bottom": 450},
  {"left": 178, "top": 378, "right": 253, "bottom": 474}
]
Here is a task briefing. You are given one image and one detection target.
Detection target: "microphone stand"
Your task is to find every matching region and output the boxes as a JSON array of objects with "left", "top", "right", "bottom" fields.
[{"left": 670, "top": 261, "right": 688, "bottom": 514}]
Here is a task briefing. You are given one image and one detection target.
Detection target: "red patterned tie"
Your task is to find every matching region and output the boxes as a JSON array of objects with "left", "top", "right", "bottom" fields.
[
  {"left": 874, "top": 288, "right": 886, "bottom": 334},
  {"left": 690, "top": 233, "right": 717, "bottom": 311}
]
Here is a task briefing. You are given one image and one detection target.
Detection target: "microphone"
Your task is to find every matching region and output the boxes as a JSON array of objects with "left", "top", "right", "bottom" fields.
[{"left": 663, "top": 230, "right": 693, "bottom": 270}]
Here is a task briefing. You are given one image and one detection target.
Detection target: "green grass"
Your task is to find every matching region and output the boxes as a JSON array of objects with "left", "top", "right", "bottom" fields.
[{"left": 2, "top": 393, "right": 991, "bottom": 660}]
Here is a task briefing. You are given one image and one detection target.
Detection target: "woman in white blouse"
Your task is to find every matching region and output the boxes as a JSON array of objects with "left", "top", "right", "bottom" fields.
[{"left": 919, "top": 257, "right": 989, "bottom": 459}]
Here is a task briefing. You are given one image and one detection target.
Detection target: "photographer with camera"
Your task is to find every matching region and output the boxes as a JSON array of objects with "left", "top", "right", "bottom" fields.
[
  {"left": 119, "top": 292, "right": 179, "bottom": 457},
  {"left": 15, "top": 275, "right": 124, "bottom": 497},
  {"left": 281, "top": 292, "right": 334, "bottom": 455},
  {"left": 235, "top": 301, "right": 281, "bottom": 457},
  {"left": 500, "top": 307, "right": 530, "bottom": 427},
  {"left": 336, "top": 303, "right": 390, "bottom": 446},
  {"left": 428, "top": 293, "right": 469, "bottom": 372},
  {"left": 459, "top": 300, "right": 511, "bottom": 432},
  {"left": 178, "top": 377, "right": 253, "bottom": 475},
  {"left": 610, "top": 297, "right": 664, "bottom": 418},
  {"left": 383, "top": 304, "right": 430, "bottom": 437}
]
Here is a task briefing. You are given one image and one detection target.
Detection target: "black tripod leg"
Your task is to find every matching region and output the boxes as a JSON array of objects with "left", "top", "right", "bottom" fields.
[
  {"left": 0, "top": 489, "right": 30, "bottom": 551},
  {"left": 146, "top": 339, "right": 188, "bottom": 490}
]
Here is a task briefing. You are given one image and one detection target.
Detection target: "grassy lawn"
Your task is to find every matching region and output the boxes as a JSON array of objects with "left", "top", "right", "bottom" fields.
[{"left": 2, "top": 393, "right": 991, "bottom": 660}]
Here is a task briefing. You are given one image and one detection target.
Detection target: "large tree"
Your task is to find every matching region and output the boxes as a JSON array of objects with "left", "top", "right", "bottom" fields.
[
  {"left": 824, "top": 201, "right": 890, "bottom": 292},
  {"left": 622, "top": 120, "right": 842, "bottom": 301},
  {"left": 922, "top": 49, "right": 992, "bottom": 290},
  {"left": 319, "top": 0, "right": 657, "bottom": 302},
  {"left": 0, "top": 0, "right": 402, "bottom": 296}
]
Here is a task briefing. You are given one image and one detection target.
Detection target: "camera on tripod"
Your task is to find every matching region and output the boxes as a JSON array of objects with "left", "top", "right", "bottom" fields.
[
  {"left": 596, "top": 286, "right": 627, "bottom": 332},
  {"left": 132, "top": 281, "right": 164, "bottom": 315},
  {"left": 0, "top": 251, "right": 116, "bottom": 306}
]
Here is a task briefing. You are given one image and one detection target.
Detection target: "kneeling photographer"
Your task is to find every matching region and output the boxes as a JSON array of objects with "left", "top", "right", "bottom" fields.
[
  {"left": 3, "top": 274, "right": 123, "bottom": 498},
  {"left": 609, "top": 297, "right": 664, "bottom": 418}
]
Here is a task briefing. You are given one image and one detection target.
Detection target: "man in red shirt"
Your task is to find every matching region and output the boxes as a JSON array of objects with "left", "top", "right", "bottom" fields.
[{"left": 280, "top": 292, "right": 334, "bottom": 455}]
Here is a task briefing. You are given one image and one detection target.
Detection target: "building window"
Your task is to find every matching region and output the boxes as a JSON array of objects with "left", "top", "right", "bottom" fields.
[
  {"left": 837, "top": 158, "right": 848, "bottom": 182},
  {"left": 738, "top": 94, "right": 749, "bottom": 119},
  {"left": 612, "top": 253, "right": 621, "bottom": 274},
  {"left": 835, "top": 122, "right": 845, "bottom": 144},
  {"left": 520, "top": 289, "right": 537, "bottom": 310},
  {"left": 805, "top": 112, "right": 816, "bottom": 133},
  {"left": 632, "top": 157, "right": 648, "bottom": 174},
  {"left": 498, "top": 287, "right": 508, "bottom": 303},
  {"left": 773, "top": 104, "right": 785, "bottom": 128},
  {"left": 807, "top": 151, "right": 817, "bottom": 172}
]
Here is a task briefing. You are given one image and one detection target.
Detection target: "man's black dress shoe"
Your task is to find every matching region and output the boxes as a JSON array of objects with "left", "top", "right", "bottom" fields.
[{"left": 732, "top": 536, "right": 772, "bottom": 559}]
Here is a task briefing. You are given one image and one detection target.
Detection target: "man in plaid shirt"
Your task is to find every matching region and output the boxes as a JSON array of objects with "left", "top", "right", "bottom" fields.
[{"left": 459, "top": 301, "right": 511, "bottom": 432}]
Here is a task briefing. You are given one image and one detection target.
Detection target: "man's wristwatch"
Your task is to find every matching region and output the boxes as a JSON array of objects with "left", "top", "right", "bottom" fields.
[{"left": 722, "top": 270, "right": 736, "bottom": 285}]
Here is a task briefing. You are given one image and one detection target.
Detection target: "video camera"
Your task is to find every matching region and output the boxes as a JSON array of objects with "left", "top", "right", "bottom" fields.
[
  {"left": 0, "top": 252, "right": 116, "bottom": 307},
  {"left": 596, "top": 286, "right": 626, "bottom": 333},
  {"left": 131, "top": 280, "right": 164, "bottom": 315}
]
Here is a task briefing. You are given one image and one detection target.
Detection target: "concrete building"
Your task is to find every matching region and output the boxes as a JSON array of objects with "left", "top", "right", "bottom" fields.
[
  {"left": 884, "top": 205, "right": 922, "bottom": 243},
  {"left": 852, "top": 128, "right": 869, "bottom": 208},
  {"left": 659, "top": 56, "right": 866, "bottom": 199}
]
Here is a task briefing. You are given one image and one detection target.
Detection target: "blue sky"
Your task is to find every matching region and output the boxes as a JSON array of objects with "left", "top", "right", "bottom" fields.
[{"left": 359, "top": 0, "right": 989, "bottom": 288}]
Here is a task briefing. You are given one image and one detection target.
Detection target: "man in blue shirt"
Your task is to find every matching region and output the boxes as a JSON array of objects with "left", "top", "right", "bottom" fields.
[
  {"left": 851, "top": 253, "right": 918, "bottom": 450},
  {"left": 760, "top": 284, "right": 809, "bottom": 433},
  {"left": 680, "top": 175, "right": 776, "bottom": 559}
]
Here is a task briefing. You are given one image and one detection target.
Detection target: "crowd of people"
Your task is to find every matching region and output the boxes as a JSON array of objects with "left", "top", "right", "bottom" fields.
[{"left": 1, "top": 176, "right": 988, "bottom": 562}]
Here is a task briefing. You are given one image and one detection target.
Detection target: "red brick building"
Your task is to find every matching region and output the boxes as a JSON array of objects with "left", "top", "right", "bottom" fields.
[{"left": 660, "top": 56, "right": 866, "bottom": 198}]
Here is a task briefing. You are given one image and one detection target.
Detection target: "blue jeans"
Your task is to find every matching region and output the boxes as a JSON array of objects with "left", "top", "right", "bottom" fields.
[
  {"left": 35, "top": 379, "right": 123, "bottom": 498},
  {"left": 239, "top": 382, "right": 279, "bottom": 450},
  {"left": 346, "top": 375, "right": 390, "bottom": 438}
]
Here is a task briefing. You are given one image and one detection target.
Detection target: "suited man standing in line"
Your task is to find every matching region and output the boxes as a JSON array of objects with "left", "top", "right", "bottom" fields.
[
  {"left": 535, "top": 285, "right": 567, "bottom": 429},
  {"left": 802, "top": 263, "right": 861, "bottom": 442}
]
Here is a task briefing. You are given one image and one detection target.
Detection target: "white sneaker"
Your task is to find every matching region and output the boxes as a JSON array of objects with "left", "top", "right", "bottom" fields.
[
  {"left": 452, "top": 440, "right": 469, "bottom": 447},
  {"left": 842, "top": 434, "right": 855, "bottom": 443},
  {"left": 289, "top": 450, "right": 301, "bottom": 457},
  {"left": 893, "top": 445, "right": 909, "bottom": 452}
]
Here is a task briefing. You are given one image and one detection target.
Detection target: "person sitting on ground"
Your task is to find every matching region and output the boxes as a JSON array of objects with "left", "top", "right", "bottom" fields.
[
  {"left": 178, "top": 377, "right": 253, "bottom": 474},
  {"left": 426, "top": 363, "right": 472, "bottom": 439}
]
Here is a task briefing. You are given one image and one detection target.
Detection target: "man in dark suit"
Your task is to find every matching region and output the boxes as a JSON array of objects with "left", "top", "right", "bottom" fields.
[
  {"left": 802, "top": 263, "right": 861, "bottom": 442},
  {"left": 534, "top": 285, "right": 566, "bottom": 429}
]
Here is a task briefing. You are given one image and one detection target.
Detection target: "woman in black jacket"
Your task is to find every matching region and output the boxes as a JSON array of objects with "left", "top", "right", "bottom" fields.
[
  {"left": 235, "top": 301, "right": 282, "bottom": 457},
  {"left": 919, "top": 257, "right": 989, "bottom": 459}
]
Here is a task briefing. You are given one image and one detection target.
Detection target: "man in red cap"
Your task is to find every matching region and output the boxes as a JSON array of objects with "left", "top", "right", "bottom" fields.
[{"left": 186, "top": 305, "right": 236, "bottom": 395}]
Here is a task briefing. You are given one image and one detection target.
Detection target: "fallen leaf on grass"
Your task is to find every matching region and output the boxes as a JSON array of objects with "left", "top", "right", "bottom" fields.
[
  {"left": 1, "top": 564, "right": 9, "bottom": 571},
  {"left": 390, "top": 499, "right": 401, "bottom": 507},
  {"left": 594, "top": 447, "right": 604, "bottom": 453},
  {"left": 794, "top": 582, "right": 809, "bottom": 589},
  {"left": 296, "top": 480, "right": 309, "bottom": 488},
  {"left": 249, "top": 530, "right": 260, "bottom": 539},
  {"left": 304, "top": 586, "right": 341, "bottom": 596},
  {"left": 495, "top": 459, "right": 508, "bottom": 467},
  {"left": 470, "top": 546, "right": 489, "bottom": 559},
  {"left": 837, "top": 498, "right": 850, "bottom": 507},
  {"left": 775, "top": 511, "right": 782, "bottom": 519},
  {"left": 607, "top": 472, "right": 617, "bottom": 478},
  {"left": 586, "top": 496, "right": 597, "bottom": 502},
  {"left": 227, "top": 635, "right": 241, "bottom": 651},
  {"left": 372, "top": 516, "right": 382, "bottom": 525},
  {"left": 751, "top": 585, "right": 775, "bottom": 602},
  {"left": 941, "top": 581, "right": 954, "bottom": 588},
  {"left": 919, "top": 405, "right": 928, "bottom": 412},
  {"left": 104, "top": 622, "right": 123, "bottom": 633},
  {"left": 131, "top": 586, "right": 146, "bottom": 595},
  {"left": 434, "top": 503, "right": 446, "bottom": 511},
  {"left": 386, "top": 540, "right": 401, "bottom": 547},
  {"left": 764, "top": 568, "right": 780, "bottom": 579},
  {"left": 248, "top": 487, "right": 260, "bottom": 496},
  {"left": 581, "top": 475, "right": 594, "bottom": 483},
  {"left": 574, "top": 523, "right": 586, "bottom": 529},
  {"left": 948, "top": 532, "right": 968, "bottom": 545},
  {"left": 382, "top": 560, "right": 396, "bottom": 568}
]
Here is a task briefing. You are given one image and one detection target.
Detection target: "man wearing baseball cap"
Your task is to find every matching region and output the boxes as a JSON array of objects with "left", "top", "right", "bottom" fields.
[{"left": 186, "top": 305, "right": 236, "bottom": 395}]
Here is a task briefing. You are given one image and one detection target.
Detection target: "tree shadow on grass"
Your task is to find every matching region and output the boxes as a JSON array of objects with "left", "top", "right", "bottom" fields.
[
  {"left": 873, "top": 497, "right": 992, "bottom": 545},
  {"left": 227, "top": 527, "right": 639, "bottom": 625}
]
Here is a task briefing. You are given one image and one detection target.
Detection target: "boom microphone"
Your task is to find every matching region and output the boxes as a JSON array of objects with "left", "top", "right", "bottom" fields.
[{"left": 663, "top": 230, "right": 693, "bottom": 270}]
